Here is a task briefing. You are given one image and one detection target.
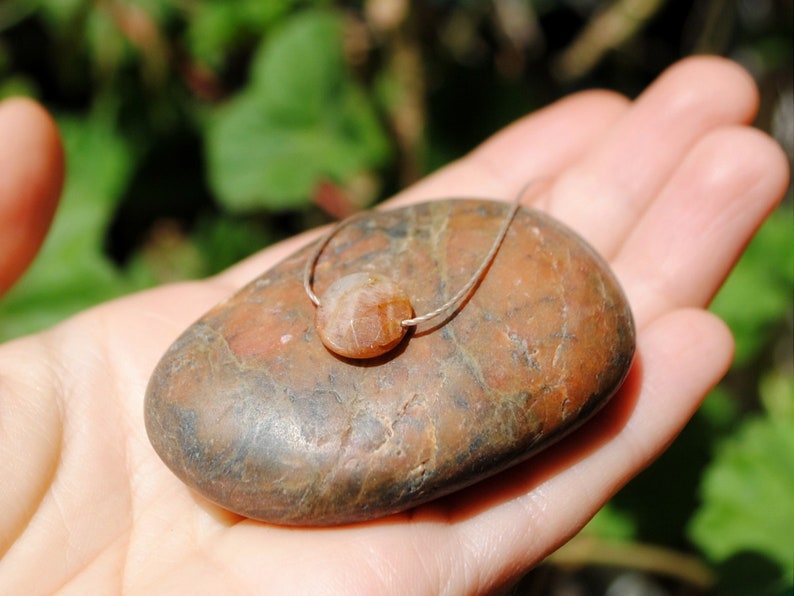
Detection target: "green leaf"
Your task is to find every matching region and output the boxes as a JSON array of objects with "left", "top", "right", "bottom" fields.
[
  {"left": 0, "top": 110, "right": 135, "bottom": 340},
  {"left": 247, "top": 9, "right": 344, "bottom": 121},
  {"left": 206, "top": 9, "right": 389, "bottom": 212},
  {"left": 688, "top": 373, "right": 794, "bottom": 584}
]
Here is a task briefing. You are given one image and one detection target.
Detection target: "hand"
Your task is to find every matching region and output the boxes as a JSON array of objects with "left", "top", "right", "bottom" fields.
[{"left": 0, "top": 57, "right": 788, "bottom": 593}]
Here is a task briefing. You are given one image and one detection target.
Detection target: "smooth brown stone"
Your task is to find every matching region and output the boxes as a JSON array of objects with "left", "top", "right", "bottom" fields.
[{"left": 145, "top": 199, "right": 635, "bottom": 526}]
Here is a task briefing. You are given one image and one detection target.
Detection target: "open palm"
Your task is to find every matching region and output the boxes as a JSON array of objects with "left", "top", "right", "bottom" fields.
[{"left": 0, "top": 57, "right": 788, "bottom": 594}]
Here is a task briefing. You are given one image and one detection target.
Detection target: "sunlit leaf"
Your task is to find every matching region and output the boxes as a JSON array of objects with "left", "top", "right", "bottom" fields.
[
  {"left": 206, "top": 9, "right": 389, "bottom": 212},
  {"left": 688, "top": 373, "right": 794, "bottom": 584}
]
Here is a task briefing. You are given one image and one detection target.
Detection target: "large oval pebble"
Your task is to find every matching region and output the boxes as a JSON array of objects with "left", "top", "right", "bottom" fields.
[{"left": 145, "top": 199, "right": 635, "bottom": 525}]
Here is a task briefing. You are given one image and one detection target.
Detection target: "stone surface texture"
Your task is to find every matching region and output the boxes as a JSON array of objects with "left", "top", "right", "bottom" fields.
[{"left": 145, "top": 199, "right": 635, "bottom": 526}]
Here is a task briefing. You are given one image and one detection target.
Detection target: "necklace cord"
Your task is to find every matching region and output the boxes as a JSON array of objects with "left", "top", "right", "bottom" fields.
[
  {"left": 303, "top": 181, "right": 536, "bottom": 325},
  {"left": 303, "top": 211, "right": 368, "bottom": 307}
]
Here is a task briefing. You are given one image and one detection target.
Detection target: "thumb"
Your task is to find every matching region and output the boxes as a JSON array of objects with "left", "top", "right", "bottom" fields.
[{"left": 0, "top": 98, "right": 64, "bottom": 296}]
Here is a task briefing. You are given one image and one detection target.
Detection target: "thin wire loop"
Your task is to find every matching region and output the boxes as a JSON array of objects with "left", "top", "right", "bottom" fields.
[{"left": 303, "top": 180, "right": 537, "bottom": 327}]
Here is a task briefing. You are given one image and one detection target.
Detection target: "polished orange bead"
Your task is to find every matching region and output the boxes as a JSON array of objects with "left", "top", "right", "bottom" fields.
[{"left": 315, "top": 272, "right": 413, "bottom": 359}]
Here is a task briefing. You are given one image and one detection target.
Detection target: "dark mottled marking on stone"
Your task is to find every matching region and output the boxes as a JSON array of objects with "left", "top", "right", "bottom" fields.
[{"left": 145, "top": 199, "right": 635, "bottom": 526}]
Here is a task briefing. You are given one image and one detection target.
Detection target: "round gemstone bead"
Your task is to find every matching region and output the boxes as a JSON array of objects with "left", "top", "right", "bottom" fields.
[{"left": 315, "top": 272, "right": 413, "bottom": 359}]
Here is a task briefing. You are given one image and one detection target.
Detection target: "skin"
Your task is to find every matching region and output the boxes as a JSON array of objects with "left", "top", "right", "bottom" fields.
[
  {"left": 0, "top": 57, "right": 789, "bottom": 594},
  {"left": 0, "top": 99, "right": 63, "bottom": 295}
]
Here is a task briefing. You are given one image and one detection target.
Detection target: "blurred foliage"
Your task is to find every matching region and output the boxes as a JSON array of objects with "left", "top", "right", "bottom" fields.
[
  {"left": 690, "top": 372, "right": 793, "bottom": 585},
  {"left": 207, "top": 10, "right": 390, "bottom": 211},
  {"left": 0, "top": 0, "right": 791, "bottom": 594}
]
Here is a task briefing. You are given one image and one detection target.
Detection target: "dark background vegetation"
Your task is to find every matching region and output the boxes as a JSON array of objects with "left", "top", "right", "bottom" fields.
[{"left": 0, "top": 1, "right": 791, "bottom": 594}]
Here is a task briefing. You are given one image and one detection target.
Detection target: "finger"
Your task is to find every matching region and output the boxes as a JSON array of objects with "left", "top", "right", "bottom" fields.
[
  {"left": 388, "top": 89, "right": 630, "bottom": 206},
  {"left": 217, "top": 89, "right": 630, "bottom": 287},
  {"left": 445, "top": 308, "right": 734, "bottom": 593},
  {"left": 0, "top": 98, "right": 64, "bottom": 296},
  {"left": 614, "top": 125, "right": 790, "bottom": 327},
  {"left": 544, "top": 56, "right": 760, "bottom": 257}
]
